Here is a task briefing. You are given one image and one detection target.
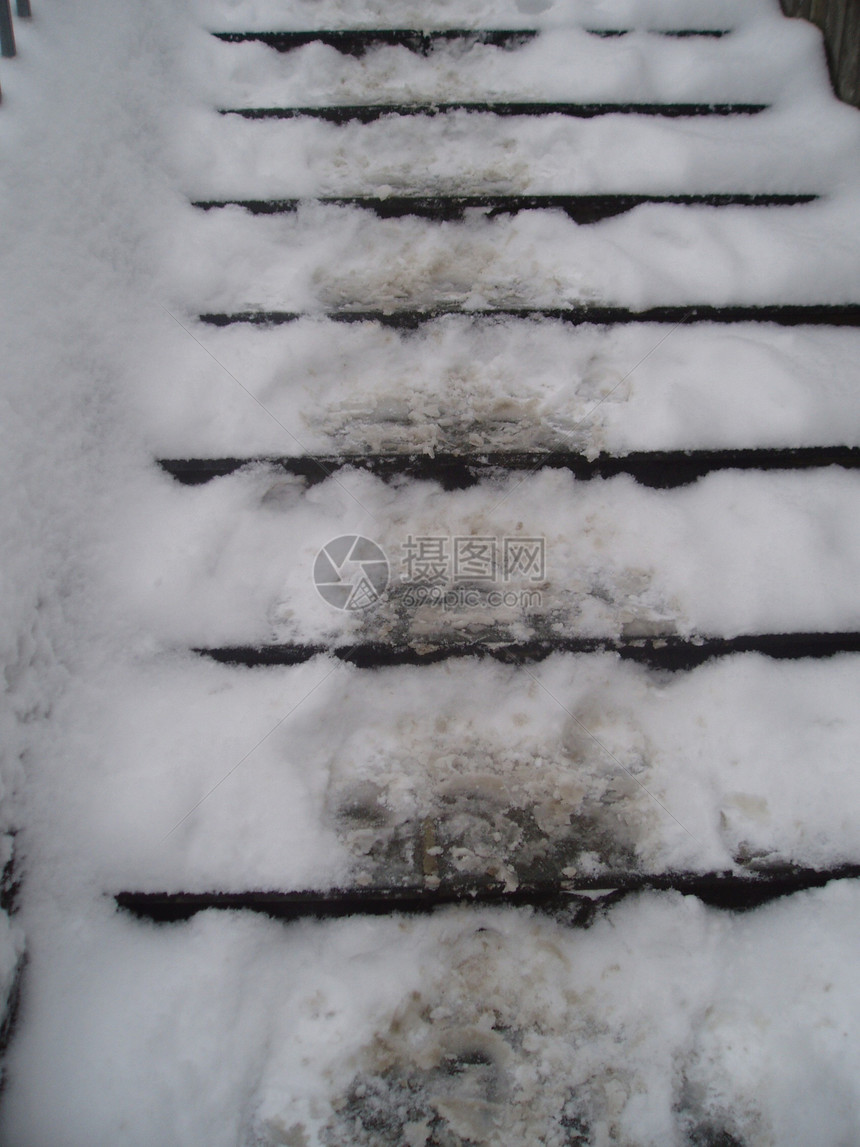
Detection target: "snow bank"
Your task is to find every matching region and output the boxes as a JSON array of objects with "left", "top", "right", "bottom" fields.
[{"left": 0, "top": 0, "right": 216, "bottom": 1092}]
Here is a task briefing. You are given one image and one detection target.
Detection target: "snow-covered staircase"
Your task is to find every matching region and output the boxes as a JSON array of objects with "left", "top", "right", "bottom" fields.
[
  {"left": 6, "top": 2, "right": 860, "bottom": 1144},
  {"left": 126, "top": 2, "right": 860, "bottom": 906},
  {"left": 127, "top": 4, "right": 860, "bottom": 1136}
]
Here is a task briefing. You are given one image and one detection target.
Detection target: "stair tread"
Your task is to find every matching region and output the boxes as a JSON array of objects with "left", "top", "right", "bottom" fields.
[
  {"left": 59, "top": 654, "right": 860, "bottom": 893},
  {"left": 205, "top": 21, "right": 813, "bottom": 113},
  {"left": 143, "top": 322, "right": 860, "bottom": 459},
  {"left": 192, "top": 104, "right": 846, "bottom": 200},
  {"left": 180, "top": 195, "right": 860, "bottom": 316},
  {"left": 204, "top": 14, "right": 825, "bottom": 120},
  {"left": 41, "top": 884, "right": 860, "bottom": 1144},
  {"left": 125, "top": 467, "right": 860, "bottom": 649}
]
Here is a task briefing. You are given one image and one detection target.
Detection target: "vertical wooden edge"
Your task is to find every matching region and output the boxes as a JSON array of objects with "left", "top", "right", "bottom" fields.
[
  {"left": 0, "top": 0, "right": 17, "bottom": 59},
  {"left": 780, "top": 0, "right": 860, "bottom": 107}
]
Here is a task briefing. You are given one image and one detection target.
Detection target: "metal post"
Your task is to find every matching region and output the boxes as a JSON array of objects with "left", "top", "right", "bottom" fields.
[
  {"left": 15, "top": 0, "right": 30, "bottom": 17},
  {"left": 0, "top": 0, "right": 16, "bottom": 58}
]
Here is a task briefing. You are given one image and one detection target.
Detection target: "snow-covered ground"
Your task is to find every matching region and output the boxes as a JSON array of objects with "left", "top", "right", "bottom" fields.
[{"left": 1, "top": 0, "right": 860, "bottom": 1143}]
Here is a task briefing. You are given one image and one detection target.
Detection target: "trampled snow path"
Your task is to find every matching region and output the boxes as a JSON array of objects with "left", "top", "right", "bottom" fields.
[{"left": 1, "top": 1, "right": 860, "bottom": 1144}]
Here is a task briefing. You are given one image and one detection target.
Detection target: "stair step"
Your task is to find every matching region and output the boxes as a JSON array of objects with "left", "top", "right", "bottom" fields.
[
  {"left": 137, "top": 467, "right": 860, "bottom": 650},
  {"left": 97, "top": 882, "right": 860, "bottom": 1147},
  {"left": 149, "top": 323, "right": 860, "bottom": 460},
  {"left": 211, "top": 29, "right": 731, "bottom": 55},
  {"left": 79, "top": 654, "right": 860, "bottom": 896},
  {"left": 222, "top": 101, "right": 769, "bottom": 122},
  {"left": 158, "top": 447, "right": 860, "bottom": 490},
  {"left": 192, "top": 193, "right": 818, "bottom": 223},
  {"left": 197, "top": 116, "right": 841, "bottom": 203},
  {"left": 199, "top": 304, "right": 860, "bottom": 329},
  {"left": 115, "top": 866, "right": 860, "bottom": 922},
  {"left": 195, "top": 633, "right": 860, "bottom": 672}
]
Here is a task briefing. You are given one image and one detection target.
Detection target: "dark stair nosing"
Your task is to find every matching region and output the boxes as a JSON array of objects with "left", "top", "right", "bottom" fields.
[
  {"left": 195, "top": 634, "right": 860, "bottom": 673},
  {"left": 115, "top": 865, "right": 860, "bottom": 923},
  {"left": 587, "top": 29, "right": 730, "bottom": 37},
  {"left": 211, "top": 30, "right": 730, "bottom": 55},
  {"left": 158, "top": 447, "right": 860, "bottom": 491},
  {"left": 0, "top": 952, "right": 26, "bottom": 1062},
  {"left": 198, "top": 304, "right": 860, "bottom": 329},
  {"left": 212, "top": 30, "right": 539, "bottom": 54},
  {"left": 220, "top": 102, "right": 769, "bottom": 122},
  {"left": 192, "top": 193, "right": 818, "bottom": 224}
]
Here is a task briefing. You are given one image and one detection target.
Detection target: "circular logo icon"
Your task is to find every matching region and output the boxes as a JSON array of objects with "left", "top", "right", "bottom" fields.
[{"left": 314, "top": 535, "right": 389, "bottom": 611}]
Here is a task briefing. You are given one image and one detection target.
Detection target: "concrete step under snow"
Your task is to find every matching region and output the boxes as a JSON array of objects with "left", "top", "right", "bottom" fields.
[
  {"left": 200, "top": 0, "right": 790, "bottom": 37},
  {"left": 204, "top": 23, "right": 809, "bottom": 108},
  {"left": 14, "top": 884, "right": 860, "bottom": 1146}
]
